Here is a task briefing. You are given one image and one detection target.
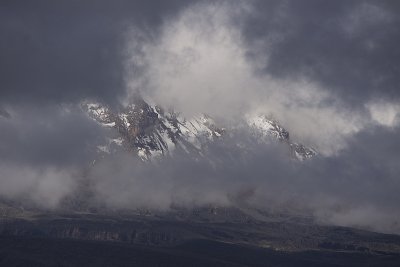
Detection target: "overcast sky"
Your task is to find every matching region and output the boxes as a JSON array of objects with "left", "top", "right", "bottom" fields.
[{"left": 1, "top": 0, "right": 400, "bottom": 234}]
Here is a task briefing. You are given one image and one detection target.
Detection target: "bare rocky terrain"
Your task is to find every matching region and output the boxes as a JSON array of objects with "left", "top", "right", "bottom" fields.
[{"left": 1, "top": 204, "right": 400, "bottom": 266}]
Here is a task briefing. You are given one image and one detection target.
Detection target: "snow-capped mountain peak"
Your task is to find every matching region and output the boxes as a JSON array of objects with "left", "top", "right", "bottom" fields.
[{"left": 83, "top": 98, "right": 316, "bottom": 161}]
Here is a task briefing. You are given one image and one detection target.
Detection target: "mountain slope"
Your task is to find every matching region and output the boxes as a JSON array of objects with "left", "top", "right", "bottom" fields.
[{"left": 83, "top": 98, "right": 316, "bottom": 161}]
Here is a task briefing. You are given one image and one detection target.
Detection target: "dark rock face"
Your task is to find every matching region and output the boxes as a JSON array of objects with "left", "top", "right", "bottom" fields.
[
  {"left": 83, "top": 97, "right": 316, "bottom": 161},
  {"left": 1, "top": 204, "right": 400, "bottom": 266},
  {"left": 290, "top": 143, "right": 316, "bottom": 160},
  {"left": 84, "top": 98, "right": 224, "bottom": 160},
  {"left": 1, "top": 209, "right": 400, "bottom": 255}
]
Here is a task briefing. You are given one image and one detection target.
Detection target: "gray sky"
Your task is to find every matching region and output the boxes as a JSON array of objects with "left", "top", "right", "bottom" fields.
[{"left": 1, "top": 0, "right": 400, "bottom": 233}]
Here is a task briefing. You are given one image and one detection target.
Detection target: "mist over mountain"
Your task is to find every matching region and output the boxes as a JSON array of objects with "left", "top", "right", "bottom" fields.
[{"left": 1, "top": 0, "right": 400, "bottom": 241}]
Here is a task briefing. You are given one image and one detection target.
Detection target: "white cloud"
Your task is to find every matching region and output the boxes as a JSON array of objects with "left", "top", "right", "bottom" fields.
[
  {"left": 0, "top": 164, "right": 76, "bottom": 208},
  {"left": 125, "top": 1, "right": 366, "bottom": 155},
  {"left": 367, "top": 100, "right": 400, "bottom": 127}
]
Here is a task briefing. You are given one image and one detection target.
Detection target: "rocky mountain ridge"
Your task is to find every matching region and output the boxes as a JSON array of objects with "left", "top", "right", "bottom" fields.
[{"left": 83, "top": 97, "right": 316, "bottom": 161}]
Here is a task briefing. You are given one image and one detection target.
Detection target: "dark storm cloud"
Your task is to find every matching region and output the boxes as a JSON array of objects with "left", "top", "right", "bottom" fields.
[
  {"left": 0, "top": 0, "right": 196, "bottom": 106},
  {"left": 242, "top": 0, "right": 400, "bottom": 106},
  {"left": 2, "top": 0, "right": 399, "bottom": 106},
  {"left": 0, "top": 106, "right": 10, "bottom": 118},
  {"left": 0, "top": 104, "right": 106, "bottom": 167},
  {"left": 0, "top": 103, "right": 109, "bottom": 208}
]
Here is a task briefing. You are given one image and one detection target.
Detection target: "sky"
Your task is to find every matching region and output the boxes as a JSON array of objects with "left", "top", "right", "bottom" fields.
[{"left": 1, "top": 0, "right": 400, "bottom": 233}]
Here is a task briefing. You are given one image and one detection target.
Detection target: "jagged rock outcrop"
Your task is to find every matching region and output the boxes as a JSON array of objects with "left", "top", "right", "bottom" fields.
[{"left": 83, "top": 97, "right": 316, "bottom": 161}]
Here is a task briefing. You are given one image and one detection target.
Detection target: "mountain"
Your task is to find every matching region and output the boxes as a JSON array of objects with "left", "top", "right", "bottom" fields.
[
  {"left": 82, "top": 97, "right": 316, "bottom": 162},
  {"left": 2, "top": 99, "right": 400, "bottom": 267}
]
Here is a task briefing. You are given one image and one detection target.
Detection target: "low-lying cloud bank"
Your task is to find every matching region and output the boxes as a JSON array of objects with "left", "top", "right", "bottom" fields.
[
  {"left": 0, "top": 0, "right": 400, "bottom": 234},
  {"left": 86, "top": 125, "right": 400, "bottom": 234},
  {"left": 1, "top": 105, "right": 399, "bottom": 233}
]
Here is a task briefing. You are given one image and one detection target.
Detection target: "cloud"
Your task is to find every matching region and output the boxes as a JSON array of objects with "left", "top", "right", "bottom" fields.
[
  {"left": 125, "top": 1, "right": 369, "bottom": 155},
  {"left": 242, "top": 0, "right": 400, "bottom": 105},
  {"left": 0, "top": 106, "right": 10, "bottom": 119},
  {"left": 0, "top": 104, "right": 107, "bottom": 208},
  {"left": 121, "top": 1, "right": 400, "bottom": 233},
  {"left": 0, "top": 164, "right": 76, "bottom": 208},
  {"left": 0, "top": 0, "right": 400, "bottom": 235},
  {"left": 0, "top": 0, "right": 197, "bottom": 106},
  {"left": 367, "top": 100, "right": 400, "bottom": 127},
  {"left": 0, "top": 104, "right": 105, "bottom": 166},
  {"left": 342, "top": 2, "right": 393, "bottom": 36},
  {"left": 85, "top": 125, "right": 400, "bottom": 234}
]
